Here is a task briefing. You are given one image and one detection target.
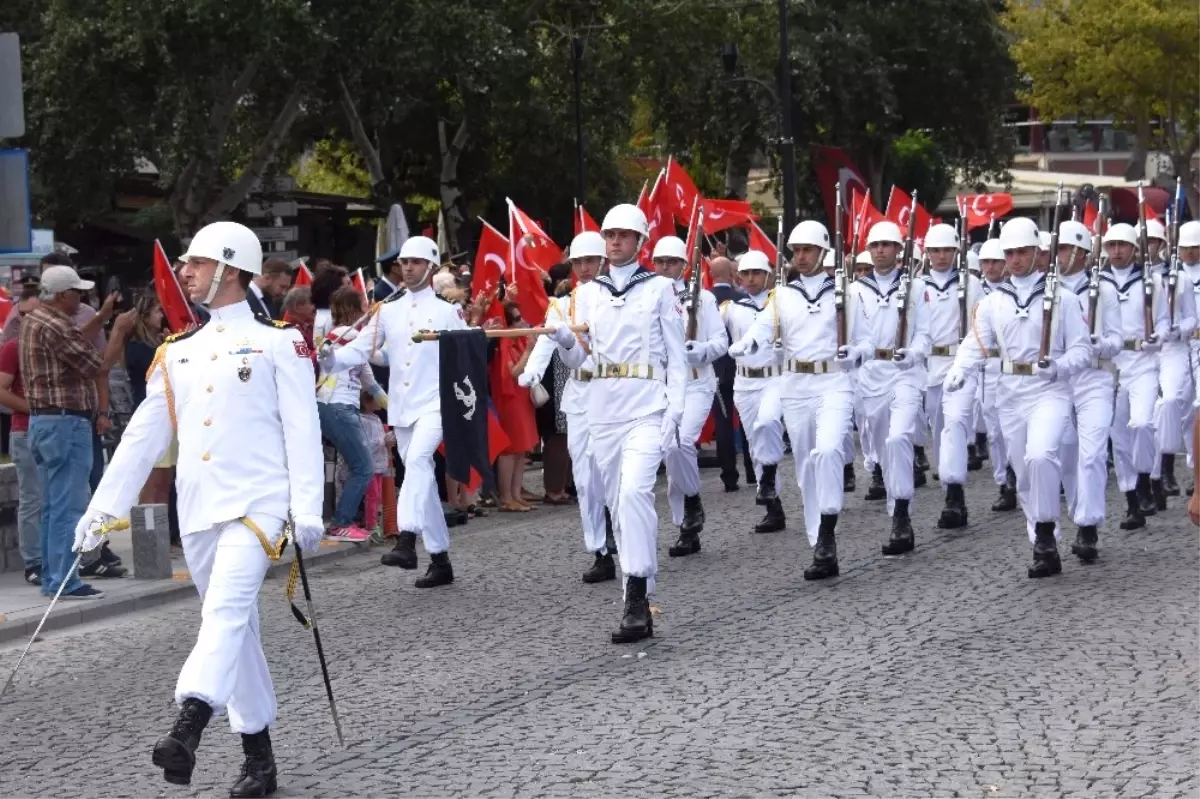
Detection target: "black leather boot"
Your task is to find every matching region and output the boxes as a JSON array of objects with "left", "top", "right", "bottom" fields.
[
  {"left": 582, "top": 551, "right": 616, "bottom": 583},
  {"left": 611, "top": 576, "right": 652, "bottom": 643},
  {"left": 152, "top": 698, "right": 213, "bottom": 786},
  {"left": 753, "top": 498, "right": 786, "bottom": 533},
  {"left": 668, "top": 529, "right": 701, "bottom": 556},
  {"left": 229, "top": 728, "right": 278, "bottom": 798},
  {"left": 914, "top": 445, "right": 930, "bottom": 473},
  {"left": 1162, "top": 454, "right": 1180, "bottom": 496},
  {"left": 937, "top": 483, "right": 968, "bottom": 529},
  {"left": 975, "top": 432, "right": 989, "bottom": 459},
  {"left": 414, "top": 551, "right": 453, "bottom": 588},
  {"left": 1071, "top": 525, "right": 1098, "bottom": 563},
  {"left": 680, "top": 494, "right": 705, "bottom": 534},
  {"left": 864, "top": 464, "right": 886, "bottom": 501},
  {"left": 604, "top": 508, "right": 617, "bottom": 555},
  {"left": 1119, "top": 490, "right": 1145, "bottom": 530},
  {"left": 1136, "top": 473, "right": 1157, "bottom": 516},
  {"left": 381, "top": 531, "right": 418, "bottom": 569},
  {"left": 756, "top": 464, "right": 778, "bottom": 505},
  {"left": 803, "top": 515, "right": 839, "bottom": 580},
  {"left": 991, "top": 465, "right": 1018, "bottom": 512},
  {"left": 966, "top": 444, "right": 983, "bottom": 471},
  {"left": 913, "top": 463, "right": 927, "bottom": 488},
  {"left": 843, "top": 463, "right": 856, "bottom": 493},
  {"left": 1151, "top": 478, "right": 1168, "bottom": 511},
  {"left": 1028, "top": 521, "right": 1062, "bottom": 578},
  {"left": 881, "top": 499, "right": 914, "bottom": 555}
]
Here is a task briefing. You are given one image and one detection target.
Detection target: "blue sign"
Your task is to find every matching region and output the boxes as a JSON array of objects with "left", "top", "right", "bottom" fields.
[{"left": 0, "top": 149, "right": 31, "bottom": 255}]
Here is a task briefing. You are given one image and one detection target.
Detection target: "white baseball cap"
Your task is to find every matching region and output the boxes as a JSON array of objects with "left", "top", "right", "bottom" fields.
[{"left": 40, "top": 266, "right": 95, "bottom": 295}]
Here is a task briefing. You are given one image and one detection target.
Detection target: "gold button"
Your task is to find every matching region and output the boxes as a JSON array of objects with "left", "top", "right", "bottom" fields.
[
  {"left": 204, "top": 419, "right": 212, "bottom": 427},
  {"left": 202, "top": 452, "right": 211, "bottom": 461},
  {"left": 210, "top": 353, "right": 218, "bottom": 361},
  {"left": 216, "top": 325, "right": 225, "bottom": 332},
  {"left": 206, "top": 385, "right": 214, "bottom": 393}
]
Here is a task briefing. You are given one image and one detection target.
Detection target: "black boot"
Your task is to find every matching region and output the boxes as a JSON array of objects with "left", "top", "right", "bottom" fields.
[
  {"left": 1071, "top": 525, "right": 1099, "bottom": 563},
  {"left": 611, "top": 576, "right": 652, "bottom": 643},
  {"left": 937, "top": 483, "right": 968, "bottom": 529},
  {"left": 668, "top": 529, "right": 701, "bottom": 557},
  {"left": 881, "top": 499, "right": 914, "bottom": 555},
  {"left": 1119, "top": 490, "right": 1146, "bottom": 530},
  {"left": 1163, "top": 454, "right": 1181, "bottom": 496},
  {"left": 381, "top": 531, "right": 418, "bottom": 569},
  {"left": 1028, "top": 521, "right": 1063, "bottom": 578},
  {"left": 864, "top": 464, "right": 886, "bottom": 501},
  {"left": 581, "top": 551, "right": 616, "bottom": 583},
  {"left": 152, "top": 698, "right": 213, "bottom": 786},
  {"left": 1151, "top": 478, "right": 1168, "bottom": 511},
  {"left": 975, "top": 432, "right": 989, "bottom": 459},
  {"left": 804, "top": 515, "right": 840, "bottom": 580},
  {"left": 414, "top": 551, "right": 453, "bottom": 588},
  {"left": 1136, "top": 473, "right": 1158, "bottom": 516},
  {"left": 756, "top": 464, "right": 778, "bottom": 505},
  {"left": 229, "top": 728, "right": 278, "bottom": 798},
  {"left": 966, "top": 444, "right": 983, "bottom": 471},
  {"left": 753, "top": 498, "right": 786, "bottom": 533},
  {"left": 680, "top": 494, "right": 705, "bottom": 534},
  {"left": 843, "top": 463, "right": 856, "bottom": 493},
  {"left": 991, "top": 465, "right": 1018, "bottom": 512},
  {"left": 604, "top": 508, "right": 617, "bottom": 555},
  {"left": 913, "top": 463, "right": 927, "bottom": 488},
  {"left": 914, "top": 445, "right": 930, "bottom": 473}
]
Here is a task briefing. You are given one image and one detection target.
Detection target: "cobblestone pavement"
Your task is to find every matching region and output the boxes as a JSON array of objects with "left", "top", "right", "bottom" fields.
[{"left": 1, "top": 459, "right": 1197, "bottom": 798}]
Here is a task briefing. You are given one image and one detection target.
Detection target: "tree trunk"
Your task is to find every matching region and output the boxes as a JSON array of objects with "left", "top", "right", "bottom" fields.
[
  {"left": 722, "top": 121, "right": 755, "bottom": 199},
  {"left": 337, "top": 73, "right": 389, "bottom": 205},
  {"left": 1123, "top": 117, "right": 1152, "bottom": 182},
  {"left": 438, "top": 116, "right": 470, "bottom": 254}
]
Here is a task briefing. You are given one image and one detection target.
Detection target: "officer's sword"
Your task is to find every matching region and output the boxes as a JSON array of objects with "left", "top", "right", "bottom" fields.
[{"left": 2, "top": 518, "right": 131, "bottom": 696}]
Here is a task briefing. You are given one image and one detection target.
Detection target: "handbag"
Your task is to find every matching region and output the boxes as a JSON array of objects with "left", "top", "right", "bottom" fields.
[{"left": 529, "top": 382, "right": 550, "bottom": 408}]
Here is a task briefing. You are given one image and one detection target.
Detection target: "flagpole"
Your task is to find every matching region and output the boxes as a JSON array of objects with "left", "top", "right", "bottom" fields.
[
  {"left": 412, "top": 324, "right": 588, "bottom": 342},
  {"left": 156, "top": 239, "right": 197, "bottom": 328}
]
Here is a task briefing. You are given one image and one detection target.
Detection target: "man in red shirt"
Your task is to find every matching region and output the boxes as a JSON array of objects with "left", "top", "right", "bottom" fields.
[{"left": 0, "top": 285, "right": 41, "bottom": 585}]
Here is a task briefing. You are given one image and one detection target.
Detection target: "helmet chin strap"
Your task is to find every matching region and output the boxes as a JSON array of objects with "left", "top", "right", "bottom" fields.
[
  {"left": 202, "top": 263, "right": 227, "bottom": 306},
  {"left": 404, "top": 261, "right": 435, "bottom": 290}
]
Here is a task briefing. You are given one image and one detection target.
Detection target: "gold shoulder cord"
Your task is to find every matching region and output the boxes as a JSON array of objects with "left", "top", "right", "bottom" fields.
[
  {"left": 971, "top": 303, "right": 987, "bottom": 358},
  {"left": 147, "top": 343, "right": 177, "bottom": 431},
  {"left": 769, "top": 288, "right": 781, "bottom": 346}
]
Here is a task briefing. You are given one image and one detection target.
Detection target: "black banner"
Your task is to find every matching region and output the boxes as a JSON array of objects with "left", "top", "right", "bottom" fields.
[{"left": 437, "top": 329, "right": 493, "bottom": 485}]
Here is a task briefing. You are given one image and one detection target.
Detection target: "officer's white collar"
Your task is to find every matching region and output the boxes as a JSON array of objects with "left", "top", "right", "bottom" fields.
[{"left": 208, "top": 300, "right": 254, "bottom": 321}]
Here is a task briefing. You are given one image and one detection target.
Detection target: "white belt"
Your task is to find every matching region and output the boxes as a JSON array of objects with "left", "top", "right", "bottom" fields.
[
  {"left": 1000, "top": 360, "right": 1037, "bottom": 376},
  {"left": 594, "top": 363, "right": 666, "bottom": 382},
  {"left": 784, "top": 359, "right": 835, "bottom": 375},
  {"left": 570, "top": 369, "right": 594, "bottom": 383},
  {"left": 737, "top": 365, "right": 780, "bottom": 378},
  {"left": 930, "top": 344, "right": 958, "bottom": 357}
]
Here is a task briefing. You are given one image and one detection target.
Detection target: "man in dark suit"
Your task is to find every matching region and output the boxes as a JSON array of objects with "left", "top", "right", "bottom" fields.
[
  {"left": 246, "top": 257, "right": 291, "bottom": 319},
  {"left": 372, "top": 249, "right": 405, "bottom": 303},
  {"left": 708, "top": 256, "right": 755, "bottom": 490}
]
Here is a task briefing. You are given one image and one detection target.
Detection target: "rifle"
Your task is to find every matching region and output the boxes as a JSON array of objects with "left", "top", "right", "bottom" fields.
[
  {"left": 956, "top": 208, "right": 969, "bottom": 339},
  {"left": 775, "top": 214, "right": 787, "bottom": 287},
  {"left": 834, "top": 184, "right": 847, "bottom": 348},
  {"left": 1137, "top": 182, "right": 1155, "bottom": 343},
  {"left": 686, "top": 205, "right": 706, "bottom": 341},
  {"left": 893, "top": 190, "right": 920, "bottom": 358},
  {"left": 1037, "top": 183, "right": 1066, "bottom": 369},
  {"left": 1087, "top": 194, "right": 1109, "bottom": 336},
  {"left": 1167, "top": 176, "right": 1183, "bottom": 329}
]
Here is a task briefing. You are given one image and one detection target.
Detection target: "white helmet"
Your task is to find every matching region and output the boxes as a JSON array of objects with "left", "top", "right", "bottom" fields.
[
  {"left": 183, "top": 221, "right": 263, "bottom": 275},
  {"left": 1058, "top": 220, "right": 1092, "bottom": 252},
  {"left": 1038, "top": 231, "right": 1052, "bottom": 252},
  {"left": 822, "top": 249, "right": 835, "bottom": 268},
  {"left": 978, "top": 239, "right": 1006, "bottom": 261},
  {"left": 1180, "top": 220, "right": 1200, "bottom": 248},
  {"left": 866, "top": 220, "right": 903, "bottom": 245},
  {"left": 787, "top": 220, "right": 830, "bottom": 250},
  {"left": 1103, "top": 223, "right": 1139, "bottom": 247},
  {"left": 1146, "top": 218, "right": 1167, "bottom": 243},
  {"left": 568, "top": 231, "right": 605, "bottom": 260},
  {"left": 998, "top": 217, "right": 1040, "bottom": 251},
  {"left": 652, "top": 236, "right": 688, "bottom": 261},
  {"left": 967, "top": 250, "right": 981, "bottom": 273},
  {"left": 912, "top": 243, "right": 924, "bottom": 262},
  {"left": 399, "top": 235, "right": 440, "bottom": 264},
  {"left": 855, "top": 250, "right": 873, "bottom": 266},
  {"left": 924, "top": 223, "right": 958, "bottom": 249},
  {"left": 738, "top": 250, "right": 772, "bottom": 273},
  {"left": 601, "top": 204, "right": 649, "bottom": 237}
]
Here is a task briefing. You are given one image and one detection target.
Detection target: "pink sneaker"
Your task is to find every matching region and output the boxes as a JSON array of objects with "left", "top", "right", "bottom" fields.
[{"left": 324, "top": 525, "right": 371, "bottom": 543}]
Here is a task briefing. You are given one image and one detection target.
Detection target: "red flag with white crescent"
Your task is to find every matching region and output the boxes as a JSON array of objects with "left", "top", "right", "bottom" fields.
[
  {"left": 957, "top": 193, "right": 1015, "bottom": 231},
  {"left": 472, "top": 220, "right": 508, "bottom": 325},
  {"left": 153, "top": 240, "right": 197, "bottom": 333},
  {"left": 507, "top": 201, "right": 556, "bottom": 326}
]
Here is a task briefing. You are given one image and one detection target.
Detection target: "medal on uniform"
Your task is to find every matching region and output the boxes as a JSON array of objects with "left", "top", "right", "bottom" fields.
[{"left": 238, "top": 357, "right": 252, "bottom": 382}]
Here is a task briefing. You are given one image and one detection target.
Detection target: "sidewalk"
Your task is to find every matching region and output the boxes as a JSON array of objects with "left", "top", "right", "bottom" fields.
[{"left": 0, "top": 527, "right": 367, "bottom": 645}]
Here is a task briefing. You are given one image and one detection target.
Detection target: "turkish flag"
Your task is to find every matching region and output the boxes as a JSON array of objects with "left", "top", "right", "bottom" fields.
[
  {"left": 293, "top": 262, "right": 313, "bottom": 287},
  {"left": 1082, "top": 202, "right": 1100, "bottom": 235},
  {"left": 702, "top": 198, "right": 758, "bottom": 235},
  {"left": 957, "top": 193, "right": 1015, "bottom": 231},
  {"left": 153, "top": 240, "right": 198, "bottom": 333},
  {"left": 885, "top": 186, "right": 933, "bottom": 243},
  {"left": 1144, "top": 201, "right": 1161, "bottom": 223},
  {"left": 639, "top": 171, "right": 672, "bottom": 268},
  {"left": 850, "top": 188, "right": 887, "bottom": 252},
  {"left": 665, "top": 157, "right": 701, "bottom": 226},
  {"left": 810, "top": 146, "right": 870, "bottom": 232},
  {"left": 351, "top": 268, "right": 369, "bottom": 302},
  {"left": 507, "top": 201, "right": 556, "bottom": 326},
  {"left": 747, "top": 220, "right": 778, "bottom": 262},
  {"left": 473, "top": 220, "right": 508, "bottom": 325},
  {"left": 681, "top": 199, "right": 712, "bottom": 288},
  {"left": 574, "top": 204, "right": 600, "bottom": 236}
]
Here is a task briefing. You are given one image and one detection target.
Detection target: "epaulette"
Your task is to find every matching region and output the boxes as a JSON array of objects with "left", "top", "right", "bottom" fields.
[
  {"left": 163, "top": 322, "right": 206, "bottom": 344},
  {"left": 382, "top": 287, "right": 407, "bottom": 303},
  {"left": 719, "top": 299, "right": 732, "bottom": 309},
  {"left": 255, "top": 313, "right": 295, "bottom": 330}
]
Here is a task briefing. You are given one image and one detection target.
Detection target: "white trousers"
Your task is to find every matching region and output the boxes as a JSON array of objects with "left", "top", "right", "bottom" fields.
[
  {"left": 998, "top": 393, "right": 1071, "bottom": 541},
  {"left": 734, "top": 386, "right": 785, "bottom": 478},
  {"left": 395, "top": 414, "right": 449, "bottom": 554},
  {"left": 1153, "top": 348, "right": 1194, "bottom": 469},
  {"left": 591, "top": 412, "right": 662, "bottom": 593},
  {"left": 854, "top": 395, "right": 876, "bottom": 470},
  {"left": 666, "top": 378, "right": 717, "bottom": 525},
  {"left": 1061, "top": 374, "right": 1115, "bottom": 527},
  {"left": 1112, "top": 370, "right": 1158, "bottom": 492},
  {"left": 566, "top": 411, "right": 607, "bottom": 553},
  {"left": 1188, "top": 349, "right": 1200, "bottom": 468},
  {"left": 782, "top": 391, "right": 853, "bottom": 545},
  {"left": 860, "top": 383, "right": 922, "bottom": 514},
  {"left": 980, "top": 370, "right": 1009, "bottom": 486},
  {"left": 177, "top": 516, "right": 277, "bottom": 734},
  {"left": 931, "top": 375, "right": 977, "bottom": 486}
]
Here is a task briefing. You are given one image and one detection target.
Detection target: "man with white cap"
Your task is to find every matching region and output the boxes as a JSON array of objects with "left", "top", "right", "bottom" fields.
[
  {"left": 944, "top": 216, "right": 1091, "bottom": 578},
  {"left": 551, "top": 204, "right": 686, "bottom": 643},
  {"left": 921, "top": 222, "right": 984, "bottom": 529},
  {"left": 1055, "top": 219, "right": 1122, "bottom": 561},
  {"left": 321, "top": 235, "right": 465, "bottom": 586},
  {"left": 1177, "top": 221, "right": 1200, "bottom": 472},
  {"left": 975, "top": 238, "right": 1018, "bottom": 512},
  {"left": 520, "top": 231, "right": 616, "bottom": 582},
  {"left": 845, "top": 220, "right": 930, "bottom": 555},
  {"left": 75, "top": 221, "right": 324, "bottom": 795},
  {"left": 649, "top": 235, "right": 728, "bottom": 557},
  {"left": 1102, "top": 222, "right": 1170, "bottom": 528},
  {"left": 1035, "top": 231, "right": 1053, "bottom": 272},
  {"left": 725, "top": 249, "right": 788, "bottom": 533}
]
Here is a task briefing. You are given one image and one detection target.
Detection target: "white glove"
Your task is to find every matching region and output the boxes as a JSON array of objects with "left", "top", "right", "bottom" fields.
[
  {"left": 659, "top": 415, "right": 681, "bottom": 454},
  {"left": 833, "top": 346, "right": 857, "bottom": 372},
  {"left": 547, "top": 320, "right": 576, "bottom": 349},
  {"left": 728, "top": 340, "right": 749, "bottom": 358},
  {"left": 944, "top": 371, "right": 966, "bottom": 393},
  {"left": 73, "top": 512, "right": 117, "bottom": 553},
  {"left": 1141, "top": 338, "right": 1162, "bottom": 354},
  {"left": 1035, "top": 361, "right": 1058, "bottom": 382},
  {"left": 684, "top": 341, "right": 706, "bottom": 366},
  {"left": 517, "top": 371, "right": 538, "bottom": 388},
  {"left": 1164, "top": 326, "right": 1182, "bottom": 343},
  {"left": 317, "top": 340, "right": 336, "bottom": 371},
  {"left": 291, "top": 514, "right": 325, "bottom": 554},
  {"left": 893, "top": 348, "right": 917, "bottom": 371}
]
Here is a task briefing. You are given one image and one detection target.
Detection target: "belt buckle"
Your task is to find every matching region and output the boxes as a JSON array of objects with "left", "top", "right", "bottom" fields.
[
  {"left": 794, "top": 361, "right": 815, "bottom": 375},
  {"left": 1012, "top": 362, "right": 1034, "bottom": 376},
  {"left": 875, "top": 348, "right": 893, "bottom": 360},
  {"left": 932, "top": 345, "right": 951, "bottom": 357},
  {"left": 1123, "top": 339, "right": 1139, "bottom": 352}
]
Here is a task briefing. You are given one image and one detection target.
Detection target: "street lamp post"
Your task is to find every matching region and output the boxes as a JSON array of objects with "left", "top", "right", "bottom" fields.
[{"left": 572, "top": 35, "right": 586, "bottom": 204}]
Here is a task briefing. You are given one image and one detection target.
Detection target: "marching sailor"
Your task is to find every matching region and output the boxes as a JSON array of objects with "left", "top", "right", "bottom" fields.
[
  {"left": 321, "top": 236, "right": 465, "bottom": 586},
  {"left": 725, "top": 250, "right": 788, "bottom": 533},
  {"left": 551, "top": 204, "right": 687, "bottom": 643},
  {"left": 75, "top": 222, "right": 324, "bottom": 796},
  {"left": 519, "top": 231, "right": 617, "bottom": 582},
  {"left": 976, "top": 239, "right": 1018, "bottom": 512},
  {"left": 1177, "top": 221, "right": 1200, "bottom": 470},
  {"left": 649, "top": 235, "right": 728, "bottom": 557}
]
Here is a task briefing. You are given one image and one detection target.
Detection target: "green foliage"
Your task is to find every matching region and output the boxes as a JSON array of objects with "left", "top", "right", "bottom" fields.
[{"left": 886, "top": 131, "right": 953, "bottom": 210}]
